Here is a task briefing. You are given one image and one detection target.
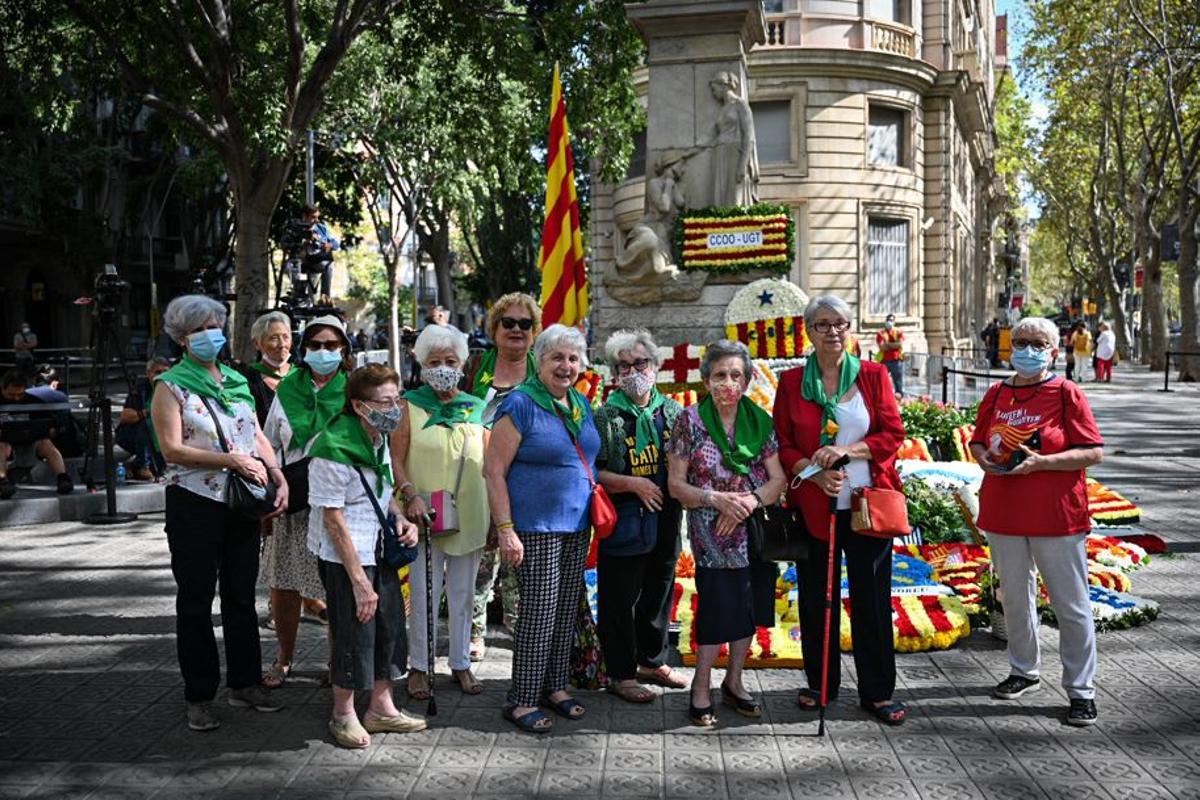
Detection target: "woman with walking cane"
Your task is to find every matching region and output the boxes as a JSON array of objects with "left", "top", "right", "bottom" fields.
[{"left": 773, "top": 295, "right": 908, "bottom": 726}]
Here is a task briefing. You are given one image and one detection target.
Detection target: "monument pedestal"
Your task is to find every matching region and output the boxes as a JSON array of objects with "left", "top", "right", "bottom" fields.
[{"left": 593, "top": 0, "right": 766, "bottom": 348}]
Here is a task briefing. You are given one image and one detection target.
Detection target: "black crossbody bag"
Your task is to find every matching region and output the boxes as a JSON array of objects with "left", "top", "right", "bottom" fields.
[
  {"left": 354, "top": 466, "right": 417, "bottom": 569},
  {"left": 198, "top": 395, "right": 277, "bottom": 519}
]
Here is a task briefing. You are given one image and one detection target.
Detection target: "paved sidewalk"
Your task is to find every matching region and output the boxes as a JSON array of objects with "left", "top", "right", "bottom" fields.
[{"left": 1, "top": 363, "right": 1198, "bottom": 799}]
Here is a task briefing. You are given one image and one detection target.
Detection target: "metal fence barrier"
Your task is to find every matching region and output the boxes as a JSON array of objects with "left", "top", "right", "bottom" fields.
[
  {"left": 1160, "top": 350, "right": 1200, "bottom": 392},
  {"left": 940, "top": 365, "right": 1013, "bottom": 406}
]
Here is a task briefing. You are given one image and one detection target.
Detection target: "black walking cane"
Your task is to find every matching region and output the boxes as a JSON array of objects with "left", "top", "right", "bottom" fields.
[
  {"left": 817, "top": 455, "right": 850, "bottom": 737},
  {"left": 421, "top": 509, "right": 438, "bottom": 717}
]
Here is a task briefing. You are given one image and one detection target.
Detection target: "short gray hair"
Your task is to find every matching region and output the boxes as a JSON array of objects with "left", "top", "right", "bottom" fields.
[
  {"left": 533, "top": 324, "right": 589, "bottom": 367},
  {"left": 603, "top": 329, "right": 659, "bottom": 367},
  {"left": 700, "top": 339, "right": 753, "bottom": 383},
  {"left": 251, "top": 311, "right": 292, "bottom": 344},
  {"left": 163, "top": 295, "right": 226, "bottom": 343},
  {"left": 146, "top": 356, "right": 171, "bottom": 372},
  {"left": 803, "top": 294, "right": 853, "bottom": 330},
  {"left": 1011, "top": 316, "right": 1059, "bottom": 346},
  {"left": 414, "top": 324, "right": 468, "bottom": 365}
]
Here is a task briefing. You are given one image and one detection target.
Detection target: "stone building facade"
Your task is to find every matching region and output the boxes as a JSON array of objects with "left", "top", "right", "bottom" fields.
[{"left": 590, "top": 0, "right": 1005, "bottom": 355}]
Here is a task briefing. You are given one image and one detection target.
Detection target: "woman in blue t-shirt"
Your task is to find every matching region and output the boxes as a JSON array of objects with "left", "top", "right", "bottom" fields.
[{"left": 483, "top": 324, "right": 600, "bottom": 733}]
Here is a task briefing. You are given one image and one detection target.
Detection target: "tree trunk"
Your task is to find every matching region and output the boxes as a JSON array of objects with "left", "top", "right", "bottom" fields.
[
  {"left": 388, "top": 253, "right": 403, "bottom": 372},
  {"left": 422, "top": 204, "right": 455, "bottom": 316},
  {"left": 1143, "top": 250, "right": 1167, "bottom": 369},
  {"left": 1101, "top": 271, "right": 1132, "bottom": 359},
  {"left": 1177, "top": 203, "right": 1200, "bottom": 382},
  {"left": 231, "top": 203, "right": 275, "bottom": 362}
]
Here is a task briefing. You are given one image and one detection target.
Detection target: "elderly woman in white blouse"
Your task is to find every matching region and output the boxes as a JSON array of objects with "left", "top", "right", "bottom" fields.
[{"left": 151, "top": 295, "right": 289, "bottom": 733}]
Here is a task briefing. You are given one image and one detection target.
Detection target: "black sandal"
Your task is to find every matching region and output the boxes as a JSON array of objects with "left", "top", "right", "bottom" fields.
[
  {"left": 861, "top": 699, "right": 907, "bottom": 726},
  {"left": 796, "top": 688, "right": 821, "bottom": 710},
  {"left": 688, "top": 703, "right": 717, "bottom": 728},
  {"left": 720, "top": 683, "right": 762, "bottom": 718}
]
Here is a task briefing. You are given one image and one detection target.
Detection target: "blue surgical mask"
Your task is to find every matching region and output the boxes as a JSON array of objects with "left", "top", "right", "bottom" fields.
[
  {"left": 1011, "top": 346, "right": 1052, "bottom": 378},
  {"left": 304, "top": 348, "right": 343, "bottom": 376},
  {"left": 187, "top": 329, "right": 226, "bottom": 363}
]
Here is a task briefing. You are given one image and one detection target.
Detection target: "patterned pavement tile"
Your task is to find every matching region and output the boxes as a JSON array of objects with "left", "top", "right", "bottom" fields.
[
  {"left": 899, "top": 755, "right": 967, "bottom": 780},
  {"left": 912, "top": 778, "right": 986, "bottom": 800},
  {"left": 780, "top": 750, "right": 842, "bottom": 774},
  {"left": 1020, "top": 756, "right": 1090, "bottom": 780},
  {"left": 788, "top": 774, "right": 853, "bottom": 799},
  {"left": 347, "top": 767, "right": 418, "bottom": 794},
  {"left": 663, "top": 771, "right": 726, "bottom": 799},
  {"left": 1161, "top": 783, "right": 1200, "bottom": 800},
  {"left": 851, "top": 777, "right": 921, "bottom": 800},
  {"left": 601, "top": 771, "right": 663, "bottom": 798},
  {"left": 974, "top": 777, "right": 1049, "bottom": 800},
  {"left": 1135, "top": 759, "right": 1200, "bottom": 784},
  {"left": 409, "top": 769, "right": 480, "bottom": 799},
  {"left": 544, "top": 745, "right": 605, "bottom": 770},
  {"left": 1102, "top": 783, "right": 1175, "bottom": 800},
  {"left": 605, "top": 747, "right": 662, "bottom": 773},
  {"left": 663, "top": 748, "right": 721, "bottom": 773},
  {"left": 957, "top": 755, "right": 1032, "bottom": 781},
  {"left": 538, "top": 769, "right": 602, "bottom": 796},
  {"left": 724, "top": 772, "right": 790, "bottom": 799},
  {"left": 1036, "top": 782, "right": 1112, "bottom": 800},
  {"left": 475, "top": 769, "right": 540, "bottom": 795},
  {"left": 367, "top": 743, "right": 433, "bottom": 768}
]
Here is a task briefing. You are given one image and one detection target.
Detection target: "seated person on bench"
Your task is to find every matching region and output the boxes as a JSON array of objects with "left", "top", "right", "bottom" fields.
[
  {"left": 0, "top": 370, "right": 74, "bottom": 499},
  {"left": 116, "top": 357, "right": 171, "bottom": 480}
]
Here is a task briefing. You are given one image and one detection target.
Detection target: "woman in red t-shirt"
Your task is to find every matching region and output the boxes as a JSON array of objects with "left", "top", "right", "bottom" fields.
[
  {"left": 969, "top": 316, "right": 1104, "bottom": 728},
  {"left": 774, "top": 295, "right": 907, "bottom": 726}
]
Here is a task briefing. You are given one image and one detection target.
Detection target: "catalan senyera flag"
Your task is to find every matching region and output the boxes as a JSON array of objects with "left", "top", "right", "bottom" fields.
[{"left": 537, "top": 63, "right": 588, "bottom": 327}]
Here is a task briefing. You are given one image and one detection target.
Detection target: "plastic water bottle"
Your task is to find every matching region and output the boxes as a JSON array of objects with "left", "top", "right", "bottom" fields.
[{"left": 115, "top": 463, "right": 127, "bottom": 486}]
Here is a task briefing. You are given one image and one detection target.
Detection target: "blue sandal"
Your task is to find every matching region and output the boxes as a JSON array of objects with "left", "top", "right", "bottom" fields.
[
  {"left": 861, "top": 699, "right": 907, "bottom": 726},
  {"left": 502, "top": 705, "right": 553, "bottom": 733},
  {"left": 542, "top": 695, "right": 585, "bottom": 720}
]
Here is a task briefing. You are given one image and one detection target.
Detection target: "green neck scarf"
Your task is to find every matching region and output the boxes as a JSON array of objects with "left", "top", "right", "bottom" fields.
[
  {"left": 469, "top": 348, "right": 536, "bottom": 398},
  {"left": 605, "top": 387, "right": 666, "bottom": 458},
  {"left": 307, "top": 411, "right": 392, "bottom": 493},
  {"left": 275, "top": 368, "right": 347, "bottom": 449},
  {"left": 157, "top": 354, "right": 254, "bottom": 414},
  {"left": 800, "top": 353, "right": 862, "bottom": 445},
  {"left": 515, "top": 377, "right": 589, "bottom": 438},
  {"left": 404, "top": 385, "right": 485, "bottom": 429},
  {"left": 696, "top": 394, "right": 774, "bottom": 476},
  {"left": 249, "top": 361, "right": 285, "bottom": 380}
]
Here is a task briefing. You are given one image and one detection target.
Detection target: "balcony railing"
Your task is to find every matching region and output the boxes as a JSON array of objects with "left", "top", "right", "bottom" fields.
[{"left": 759, "top": 12, "right": 919, "bottom": 59}]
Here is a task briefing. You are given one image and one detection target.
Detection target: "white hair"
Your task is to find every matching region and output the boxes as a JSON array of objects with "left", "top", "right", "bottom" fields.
[
  {"left": 603, "top": 329, "right": 659, "bottom": 366},
  {"left": 803, "top": 294, "right": 853, "bottom": 329},
  {"left": 533, "top": 324, "right": 589, "bottom": 367},
  {"left": 251, "top": 311, "right": 292, "bottom": 343},
  {"left": 1011, "top": 316, "right": 1059, "bottom": 346},
  {"left": 700, "top": 339, "right": 753, "bottom": 383},
  {"left": 414, "top": 324, "right": 468, "bottom": 365},
  {"left": 163, "top": 295, "right": 226, "bottom": 343}
]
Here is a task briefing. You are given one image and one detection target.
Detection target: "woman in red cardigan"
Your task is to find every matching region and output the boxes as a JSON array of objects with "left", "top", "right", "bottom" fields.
[{"left": 773, "top": 295, "right": 907, "bottom": 725}]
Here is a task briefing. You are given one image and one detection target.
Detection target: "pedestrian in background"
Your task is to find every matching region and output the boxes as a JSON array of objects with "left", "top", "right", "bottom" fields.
[
  {"left": 13, "top": 322, "right": 37, "bottom": 376},
  {"left": 875, "top": 313, "right": 904, "bottom": 395},
  {"left": 1095, "top": 322, "right": 1116, "bottom": 382}
]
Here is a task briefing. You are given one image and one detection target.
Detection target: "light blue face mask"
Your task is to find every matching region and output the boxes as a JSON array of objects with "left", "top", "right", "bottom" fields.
[
  {"left": 187, "top": 329, "right": 226, "bottom": 363},
  {"left": 1010, "top": 345, "right": 1052, "bottom": 378},
  {"left": 303, "top": 348, "right": 343, "bottom": 376}
]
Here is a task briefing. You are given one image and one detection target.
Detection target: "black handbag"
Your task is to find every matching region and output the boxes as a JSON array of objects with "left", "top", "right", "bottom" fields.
[
  {"left": 280, "top": 455, "right": 310, "bottom": 514},
  {"left": 354, "top": 466, "right": 417, "bottom": 569},
  {"left": 198, "top": 395, "right": 277, "bottom": 520},
  {"left": 748, "top": 503, "right": 809, "bottom": 563}
]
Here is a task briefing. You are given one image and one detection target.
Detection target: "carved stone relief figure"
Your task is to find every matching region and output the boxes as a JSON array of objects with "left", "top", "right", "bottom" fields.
[
  {"left": 705, "top": 71, "right": 759, "bottom": 207},
  {"left": 613, "top": 156, "right": 688, "bottom": 283}
]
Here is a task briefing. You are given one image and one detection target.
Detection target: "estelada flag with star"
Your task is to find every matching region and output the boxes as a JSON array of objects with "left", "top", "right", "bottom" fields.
[{"left": 537, "top": 62, "right": 588, "bottom": 327}]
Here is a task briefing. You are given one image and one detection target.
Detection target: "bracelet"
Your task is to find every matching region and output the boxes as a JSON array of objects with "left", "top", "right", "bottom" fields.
[
  {"left": 397, "top": 481, "right": 415, "bottom": 495},
  {"left": 701, "top": 488, "right": 713, "bottom": 507},
  {"left": 495, "top": 521, "right": 515, "bottom": 532},
  {"left": 751, "top": 491, "right": 763, "bottom": 508}
]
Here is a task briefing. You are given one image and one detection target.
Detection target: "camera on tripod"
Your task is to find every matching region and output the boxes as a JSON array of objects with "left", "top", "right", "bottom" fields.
[{"left": 92, "top": 264, "right": 130, "bottom": 316}]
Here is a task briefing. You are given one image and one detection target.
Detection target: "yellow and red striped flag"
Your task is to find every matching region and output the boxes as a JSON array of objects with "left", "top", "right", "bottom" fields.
[{"left": 537, "top": 63, "right": 588, "bottom": 327}]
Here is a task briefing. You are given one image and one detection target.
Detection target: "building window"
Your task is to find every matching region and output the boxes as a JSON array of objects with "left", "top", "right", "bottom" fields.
[
  {"left": 626, "top": 130, "right": 646, "bottom": 180},
  {"left": 751, "top": 100, "right": 791, "bottom": 164},
  {"left": 868, "top": 104, "right": 908, "bottom": 168},
  {"left": 867, "top": 217, "right": 909, "bottom": 316},
  {"left": 887, "top": 0, "right": 911, "bottom": 25},
  {"left": 762, "top": 0, "right": 784, "bottom": 11}
]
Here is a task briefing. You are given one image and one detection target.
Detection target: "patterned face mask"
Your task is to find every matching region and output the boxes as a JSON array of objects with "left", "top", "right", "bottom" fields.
[
  {"left": 710, "top": 381, "right": 744, "bottom": 406},
  {"left": 361, "top": 404, "right": 402, "bottom": 434},
  {"left": 618, "top": 370, "right": 655, "bottom": 400},
  {"left": 422, "top": 365, "right": 463, "bottom": 393}
]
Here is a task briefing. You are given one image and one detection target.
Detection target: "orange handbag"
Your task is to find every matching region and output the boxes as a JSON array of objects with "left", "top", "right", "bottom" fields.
[{"left": 850, "top": 487, "right": 911, "bottom": 538}]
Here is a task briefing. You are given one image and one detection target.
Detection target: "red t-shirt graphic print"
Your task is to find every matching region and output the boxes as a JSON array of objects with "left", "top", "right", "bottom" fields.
[{"left": 971, "top": 375, "right": 1104, "bottom": 537}]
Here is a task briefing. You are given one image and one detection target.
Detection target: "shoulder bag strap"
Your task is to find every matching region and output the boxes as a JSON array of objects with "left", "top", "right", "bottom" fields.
[
  {"left": 450, "top": 430, "right": 470, "bottom": 499},
  {"left": 197, "top": 394, "right": 231, "bottom": 454},
  {"left": 353, "top": 465, "right": 393, "bottom": 554},
  {"left": 553, "top": 404, "right": 596, "bottom": 488}
]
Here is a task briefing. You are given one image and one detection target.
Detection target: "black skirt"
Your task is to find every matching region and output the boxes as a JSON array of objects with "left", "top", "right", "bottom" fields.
[{"left": 694, "top": 563, "right": 777, "bottom": 646}]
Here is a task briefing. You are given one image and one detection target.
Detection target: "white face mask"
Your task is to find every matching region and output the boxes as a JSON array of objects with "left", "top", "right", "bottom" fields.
[{"left": 423, "top": 365, "right": 463, "bottom": 393}]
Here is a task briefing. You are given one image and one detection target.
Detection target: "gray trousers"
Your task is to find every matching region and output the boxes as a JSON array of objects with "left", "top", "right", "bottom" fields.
[{"left": 986, "top": 532, "right": 1096, "bottom": 700}]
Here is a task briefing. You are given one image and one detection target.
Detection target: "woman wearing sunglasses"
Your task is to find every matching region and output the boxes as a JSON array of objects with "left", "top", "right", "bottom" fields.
[
  {"left": 970, "top": 316, "right": 1104, "bottom": 727},
  {"left": 259, "top": 315, "right": 354, "bottom": 690},
  {"left": 466, "top": 292, "right": 541, "bottom": 661}
]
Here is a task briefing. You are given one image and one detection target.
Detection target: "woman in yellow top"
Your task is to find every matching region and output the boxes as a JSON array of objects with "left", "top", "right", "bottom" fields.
[
  {"left": 392, "top": 325, "right": 490, "bottom": 697},
  {"left": 1070, "top": 322, "right": 1093, "bottom": 382}
]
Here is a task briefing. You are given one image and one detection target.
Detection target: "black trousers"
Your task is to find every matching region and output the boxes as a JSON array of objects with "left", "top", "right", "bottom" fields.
[
  {"left": 165, "top": 486, "right": 262, "bottom": 702},
  {"left": 596, "top": 508, "right": 680, "bottom": 680},
  {"left": 115, "top": 422, "right": 165, "bottom": 473},
  {"left": 320, "top": 559, "right": 405, "bottom": 690},
  {"left": 798, "top": 510, "right": 895, "bottom": 704}
]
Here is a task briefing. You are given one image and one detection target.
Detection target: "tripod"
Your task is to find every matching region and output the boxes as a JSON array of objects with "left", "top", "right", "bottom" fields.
[{"left": 80, "top": 305, "right": 139, "bottom": 525}]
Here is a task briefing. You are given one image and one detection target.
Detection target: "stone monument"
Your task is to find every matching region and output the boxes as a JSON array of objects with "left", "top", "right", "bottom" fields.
[{"left": 593, "top": 0, "right": 767, "bottom": 345}]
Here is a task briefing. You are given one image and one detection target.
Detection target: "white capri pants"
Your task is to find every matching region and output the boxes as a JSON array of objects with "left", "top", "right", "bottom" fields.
[{"left": 407, "top": 541, "right": 485, "bottom": 673}]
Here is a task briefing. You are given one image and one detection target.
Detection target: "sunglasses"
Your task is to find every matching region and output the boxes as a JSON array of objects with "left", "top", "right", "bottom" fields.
[
  {"left": 304, "top": 339, "right": 343, "bottom": 352},
  {"left": 616, "top": 358, "right": 652, "bottom": 375},
  {"left": 500, "top": 317, "right": 533, "bottom": 331}
]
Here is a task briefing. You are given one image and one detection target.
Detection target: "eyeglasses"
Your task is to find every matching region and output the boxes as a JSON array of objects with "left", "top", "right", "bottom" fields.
[
  {"left": 616, "top": 358, "right": 652, "bottom": 375},
  {"left": 362, "top": 397, "right": 401, "bottom": 409},
  {"left": 812, "top": 320, "right": 851, "bottom": 334},
  {"left": 1012, "top": 339, "right": 1052, "bottom": 351},
  {"left": 304, "top": 339, "right": 343, "bottom": 352},
  {"left": 500, "top": 317, "right": 533, "bottom": 331}
]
